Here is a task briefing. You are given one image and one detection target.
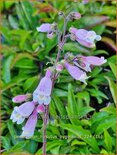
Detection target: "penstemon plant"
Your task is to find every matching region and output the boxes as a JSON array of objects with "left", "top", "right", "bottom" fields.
[{"left": 10, "top": 11, "right": 106, "bottom": 154}]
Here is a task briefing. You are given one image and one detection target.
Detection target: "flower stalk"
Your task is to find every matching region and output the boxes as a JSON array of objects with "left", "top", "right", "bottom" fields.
[{"left": 42, "top": 15, "right": 68, "bottom": 154}]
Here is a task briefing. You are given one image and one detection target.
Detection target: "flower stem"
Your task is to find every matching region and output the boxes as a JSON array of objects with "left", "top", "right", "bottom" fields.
[
  {"left": 43, "top": 105, "right": 49, "bottom": 154},
  {"left": 42, "top": 17, "right": 68, "bottom": 154}
]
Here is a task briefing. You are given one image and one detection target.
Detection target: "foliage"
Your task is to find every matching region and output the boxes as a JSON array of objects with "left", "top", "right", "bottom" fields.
[{"left": 1, "top": 0, "right": 116, "bottom": 154}]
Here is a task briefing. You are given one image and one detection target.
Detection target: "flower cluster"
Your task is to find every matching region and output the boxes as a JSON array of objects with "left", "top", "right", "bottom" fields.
[
  {"left": 10, "top": 11, "right": 107, "bottom": 140},
  {"left": 10, "top": 69, "right": 52, "bottom": 139},
  {"left": 62, "top": 55, "right": 106, "bottom": 84}
]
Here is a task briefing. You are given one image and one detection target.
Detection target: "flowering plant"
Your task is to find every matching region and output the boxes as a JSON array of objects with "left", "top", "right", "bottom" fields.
[{"left": 10, "top": 11, "right": 106, "bottom": 154}]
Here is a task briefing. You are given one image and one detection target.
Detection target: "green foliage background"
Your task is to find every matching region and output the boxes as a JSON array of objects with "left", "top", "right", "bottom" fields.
[{"left": 1, "top": 0, "right": 116, "bottom": 154}]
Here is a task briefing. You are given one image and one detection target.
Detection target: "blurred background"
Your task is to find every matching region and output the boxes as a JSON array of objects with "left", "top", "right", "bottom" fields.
[{"left": 0, "top": 0, "right": 116, "bottom": 154}]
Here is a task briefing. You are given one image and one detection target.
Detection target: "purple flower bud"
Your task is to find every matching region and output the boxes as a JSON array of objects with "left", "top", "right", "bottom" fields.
[
  {"left": 10, "top": 101, "right": 35, "bottom": 124},
  {"left": 56, "top": 64, "right": 63, "bottom": 72},
  {"left": 71, "top": 12, "right": 81, "bottom": 19},
  {"left": 81, "top": 56, "right": 107, "bottom": 66},
  {"left": 36, "top": 23, "right": 51, "bottom": 32},
  {"left": 20, "top": 109, "right": 37, "bottom": 139},
  {"left": 37, "top": 104, "right": 45, "bottom": 113},
  {"left": 64, "top": 61, "right": 88, "bottom": 84},
  {"left": 69, "top": 27, "right": 101, "bottom": 48},
  {"left": 33, "top": 69, "right": 52, "bottom": 105},
  {"left": 12, "top": 94, "right": 30, "bottom": 103}
]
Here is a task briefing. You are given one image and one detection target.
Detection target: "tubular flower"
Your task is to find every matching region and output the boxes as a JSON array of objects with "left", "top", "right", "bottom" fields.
[
  {"left": 37, "top": 23, "right": 57, "bottom": 39},
  {"left": 69, "top": 27, "right": 101, "bottom": 48},
  {"left": 80, "top": 56, "right": 107, "bottom": 66},
  {"left": 73, "top": 56, "right": 107, "bottom": 72},
  {"left": 33, "top": 69, "right": 52, "bottom": 105},
  {"left": 36, "top": 23, "right": 51, "bottom": 32},
  {"left": 20, "top": 109, "right": 37, "bottom": 139},
  {"left": 64, "top": 61, "right": 88, "bottom": 84},
  {"left": 12, "top": 94, "right": 31, "bottom": 103},
  {"left": 10, "top": 101, "right": 35, "bottom": 124}
]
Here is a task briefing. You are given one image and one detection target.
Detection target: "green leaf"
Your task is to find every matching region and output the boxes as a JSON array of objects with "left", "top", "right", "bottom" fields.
[
  {"left": 53, "top": 96, "right": 67, "bottom": 122},
  {"left": 53, "top": 88, "right": 68, "bottom": 97},
  {"left": 104, "top": 130, "right": 112, "bottom": 151},
  {"left": 49, "top": 100, "right": 57, "bottom": 119},
  {"left": 25, "top": 140, "right": 38, "bottom": 154},
  {"left": 10, "top": 29, "right": 32, "bottom": 49},
  {"left": 78, "top": 107, "right": 95, "bottom": 119},
  {"left": 21, "top": 1, "right": 33, "bottom": 27},
  {"left": 2, "top": 141, "right": 28, "bottom": 154},
  {"left": 1, "top": 136, "right": 11, "bottom": 150},
  {"left": 93, "top": 50, "right": 109, "bottom": 55},
  {"left": 71, "top": 139, "right": 86, "bottom": 146},
  {"left": 4, "top": 1, "right": 16, "bottom": 9},
  {"left": 50, "top": 146, "right": 60, "bottom": 154},
  {"left": 2, "top": 55, "right": 14, "bottom": 83},
  {"left": 10, "top": 53, "right": 37, "bottom": 69},
  {"left": 76, "top": 91, "right": 90, "bottom": 106},
  {"left": 23, "top": 76, "right": 39, "bottom": 92},
  {"left": 15, "top": 3, "right": 29, "bottom": 30},
  {"left": 7, "top": 120, "right": 17, "bottom": 145},
  {"left": 64, "top": 42, "right": 90, "bottom": 54},
  {"left": 66, "top": 84, "right": 81, "bottom": 125},
  {"left": 14, "top": 58, "right": 37, "bottom": 69},
  {"left": 100, "top": 106, "right": 116, "bottom": 115},
  {"left": 60, "top": 124, "right": 100, "bottom": 153},
  {"left": 87, "top": 88, "right": 108, "bottom": 104},
  {"left": 8, "top": 15, "right": 19, "bottom": 29},
  {"left": 2, "top": 74, "right": 30, "bottom": 92},
  {"left": 36, "top": 140, "right": 65, "bottom": 154},
  {"left": 68, "top": 84, "right": 78, "bottom": 115},
  {"left": 105, "top": 76, "right": 116, "bottom": 104},
  {"left": 0, "top": 26, "right": 12, "bottom": 44},
  {"left": 108, "top": 62, "right": 116, "bottom": 78},
  {"left": 95, "top": 116, "right": 116, "bottom": 134}
]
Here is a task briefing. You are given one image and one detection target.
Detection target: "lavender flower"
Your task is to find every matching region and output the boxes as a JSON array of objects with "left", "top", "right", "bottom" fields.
[
  {"left": 10, "top": 101, "right": 35, "bottom": 124},
  {"left": 37, "top": 23, "right": 57, "bottom": 39},
  {"left": 20, "top": 109, "right": 37, "bottom": 139},
  {"left": 12, "top": 94, "right": 30, "bottom": 103},
  {"left": 33, "top": 69, "right": 52, "bottom": 105},
  {"left": 69, "top": 27, "right": 101, "bottom": 48},
  {"left": 73, "top": 56, "right": 107, "bottom": 72},
  {"left": 64, "top": 61, "right": 88, "bottom": 84},
  {"left": 81, "top": 56, "right": 107, "bottom": 66},
  {"left": 36, "top": 23, "right": 51, "bottom": 32}
]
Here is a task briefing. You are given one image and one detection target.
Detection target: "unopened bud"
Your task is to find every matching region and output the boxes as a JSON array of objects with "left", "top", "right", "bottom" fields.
[
  {"left": 67, "top": 12, "right": 81, "bottom": 21},
  {"left": 12, "top": 94, "right": 31, "bottom": 103},
  {"left": 37, "top": 105, "right": 45, "bottom": 113},
  {"left": 56, "top": 64, "right": 63, "bottom": 72}
]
